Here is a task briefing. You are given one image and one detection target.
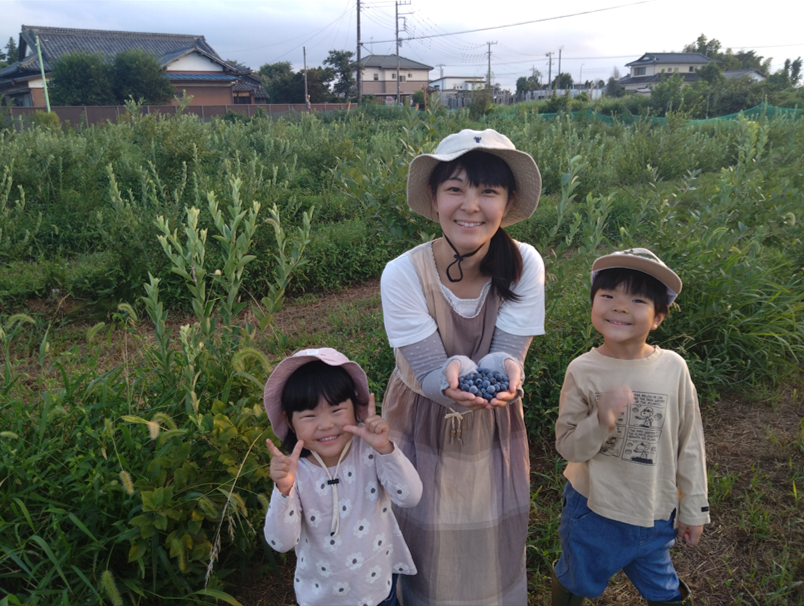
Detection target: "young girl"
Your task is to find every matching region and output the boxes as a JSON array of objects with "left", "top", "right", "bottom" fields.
[
  {"left": 263, "top": 348, "right": 422, "bottom": 606},
  {"left": 380, "top": 129, "right": 546, "bottom": 605}
]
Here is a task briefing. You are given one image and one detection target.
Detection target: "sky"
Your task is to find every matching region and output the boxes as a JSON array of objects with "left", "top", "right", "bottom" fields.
[{"left": 2, "top": 0, "right": 803, "bottom": 93}]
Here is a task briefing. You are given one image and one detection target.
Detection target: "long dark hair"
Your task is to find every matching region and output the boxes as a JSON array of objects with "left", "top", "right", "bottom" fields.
[
  {"left": 428, "top": 150, "right": 523, "bottom": 302},
  {"left": 280, "top": 360, "right": 368, "bottom": 456}
]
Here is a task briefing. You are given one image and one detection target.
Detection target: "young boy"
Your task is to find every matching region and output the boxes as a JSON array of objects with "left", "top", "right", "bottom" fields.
[{"left": 553, "top": 249, "right": 709, "bottom": 606}]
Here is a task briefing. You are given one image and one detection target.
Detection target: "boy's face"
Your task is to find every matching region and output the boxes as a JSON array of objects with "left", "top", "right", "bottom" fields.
[{"left": 591, "top": 283, "right": 666, "bottom": 359}]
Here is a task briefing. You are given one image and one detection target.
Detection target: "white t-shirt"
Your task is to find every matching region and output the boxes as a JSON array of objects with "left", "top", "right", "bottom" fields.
[{"left": 381, "top": 241, "right": 546, "bottom": 348}]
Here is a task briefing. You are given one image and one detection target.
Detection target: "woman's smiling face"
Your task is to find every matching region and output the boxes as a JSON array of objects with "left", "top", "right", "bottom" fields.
[{"left": 431, "top": 169, "right": 510, "bottom": 255}]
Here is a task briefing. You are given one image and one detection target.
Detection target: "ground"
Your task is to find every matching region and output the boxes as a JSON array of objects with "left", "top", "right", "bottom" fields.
[{"left": 226, "top": 283, "right": 804, "bottom": 606}]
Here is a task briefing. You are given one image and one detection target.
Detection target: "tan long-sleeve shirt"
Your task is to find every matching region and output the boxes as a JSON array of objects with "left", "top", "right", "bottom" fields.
[{"left": 556, "top": 346, "right": 710, "bottom": 528}]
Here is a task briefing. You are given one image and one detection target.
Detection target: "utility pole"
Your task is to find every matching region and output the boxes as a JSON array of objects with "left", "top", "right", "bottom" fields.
[
  {"left": 356, "top": 0, "right": 362, "bottom": 105},
  {"left": 546, "top": 52, "right": 553, "bottom": 94},
  {"left": 36, "top": 35, "right": 51, "bottom": 113},
  {"left": 557, "top": 47, "right": 563, "bottom": 92},
  {"left": 486, "top": 41, "right": 497, "bottom": 92},
  {"left": 579, "top": 63, "right": 584, "bottom": 91},
  {"left": 395, "top": 1, "right": 411, "bottom": 104},
  {"left": 303, "top": 47, "right": 309, "bottom": 110}
]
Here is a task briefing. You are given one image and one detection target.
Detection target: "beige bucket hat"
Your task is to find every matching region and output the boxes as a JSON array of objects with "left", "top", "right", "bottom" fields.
[
  {"left": 407, "top": 128, "right": 542, "bottom": 227},
  {"left": 263, "top": 348, "right": 370, "bottom": 440},
  {"left": 591, "top": 248, "right": 683, "bottom": 305}
]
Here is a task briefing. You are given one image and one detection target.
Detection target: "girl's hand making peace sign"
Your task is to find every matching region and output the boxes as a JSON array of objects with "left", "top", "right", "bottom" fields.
[
  {"left": 343, "top": 394, "right": 394, "bottom": 456},
  {"left": 266, "top": 439, "right": 304, "bottom": 496}
]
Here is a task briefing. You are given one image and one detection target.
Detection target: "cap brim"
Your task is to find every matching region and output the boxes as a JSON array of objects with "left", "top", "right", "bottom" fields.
[{"left": 591, "top": 255, "right": 682, "bottom": 304}]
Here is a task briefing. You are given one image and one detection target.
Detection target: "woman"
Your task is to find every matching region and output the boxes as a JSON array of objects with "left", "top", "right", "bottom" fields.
[{"left": 381, "top": 129, "right": 545, "bottom": 605}]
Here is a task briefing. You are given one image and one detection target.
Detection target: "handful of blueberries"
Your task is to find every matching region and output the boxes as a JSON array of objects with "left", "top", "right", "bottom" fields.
[{"left": 458, "top": 368, "right": 510, "bottom": 402}]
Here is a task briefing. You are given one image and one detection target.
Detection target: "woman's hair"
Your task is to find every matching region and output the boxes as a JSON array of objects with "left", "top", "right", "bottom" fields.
[
  {"left": 427, "top": 150, "right": 523, "bottom": 302},
  {"left": 280, "top": 360, "right": 368, "bottom": 455},
  {"left": 590, "top": 267, "right": 670, "bottom": 317}
]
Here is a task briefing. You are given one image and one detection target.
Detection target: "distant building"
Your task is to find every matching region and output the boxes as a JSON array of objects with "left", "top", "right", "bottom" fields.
[
  {"left": 356, "top": 54, "right": 432, "bottom": 102},
  {"left": 0, "top": 25, "right": 266, "bottom": 106},
  {"left": 619, "top": 52, "right": 715, "bottom": 93},
  {"left": 723, "top": 69, "right": 766, "bottom": 82},
  {"left": 429, "top": 75, "right": 486, "bottom": 108}
]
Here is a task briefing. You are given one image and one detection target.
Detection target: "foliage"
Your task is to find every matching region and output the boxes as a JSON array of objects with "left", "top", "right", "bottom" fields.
[
  {"left": 324, "top": 49, "right": 356, "bottom": 100},
  {"left": 1, "top": 103, "right": 804, "bottom": 605},
  {"left": 49, "top": 51, "right": 115, "bottom": 106},
  {"left": 0, "top": 177, "right": 313, "bottom": 604},
  {"left": 551, "top": 72, "right": 574, "bottom": 90},
  {"left": 110, "top": 49, "right": 174, "bottom": 105},
  {"left": 258, "top": 61, "right": 335, "bottom": 103}
]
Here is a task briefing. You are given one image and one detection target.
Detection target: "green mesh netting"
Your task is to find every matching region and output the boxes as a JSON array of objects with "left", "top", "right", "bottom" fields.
[{"left": 490, "top": 103, "right": 801, "bottom": 124}]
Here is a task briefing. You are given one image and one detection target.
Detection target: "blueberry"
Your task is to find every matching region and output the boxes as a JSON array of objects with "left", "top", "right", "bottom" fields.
[{"left": 469, "top": 385, "right": 478, "bottom": 394}]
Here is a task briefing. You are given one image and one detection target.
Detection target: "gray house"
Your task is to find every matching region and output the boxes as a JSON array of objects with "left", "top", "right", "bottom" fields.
[{"left": 619, "top": 52, "right": 714, "bottom": 93}]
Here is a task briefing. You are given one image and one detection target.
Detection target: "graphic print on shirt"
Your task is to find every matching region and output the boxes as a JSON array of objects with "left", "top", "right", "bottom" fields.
[{"left": 596, "top": 391, "right": 668, "bottom": 465}]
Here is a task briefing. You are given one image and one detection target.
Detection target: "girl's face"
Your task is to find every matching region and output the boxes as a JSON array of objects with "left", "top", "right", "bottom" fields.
[
  {"left": 431, "top": 169, "right": 510, "bottom": 255},
  {"left": 288, "top": 397, "right": 357, "bottom": 467}
]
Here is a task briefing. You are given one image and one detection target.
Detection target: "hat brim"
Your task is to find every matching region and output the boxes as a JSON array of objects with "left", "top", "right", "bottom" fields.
[
  {"left": 591, "top": 255, "right": 682, "bottom": 304},
  {"left": 263, "top": 353, "right": 370, "bottom": 441},
  {"left": 407, "top": 147, "right": 542, "bottom": 227}
]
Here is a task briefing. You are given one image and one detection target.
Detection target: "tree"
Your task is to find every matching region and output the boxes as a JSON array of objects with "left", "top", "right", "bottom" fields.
[
  {"left": 258, "top": 61, "right": 334, "bottom": 103},
  {"left": 551, "top": 72, "right": 574, "bottom": 90},
  {"left": 5, "top": 37, "right": 19, "bottom": 64},
  {"left": 324, "top": 50, "right": 355, "bottom": 99},
  {"left": 791, "top": 57, "right": 803, "bottom": 86},
  {"left": 224, "top": 59, "right": 250, "bottom": 72},
  {"left": 651, "top": 72, "right": 685, "bottom": 115},
  {"left": 697, "top": 61, "right": 725, "bottom": 86},
  {"left": 110, "top": 49, "right": 174, "bottom": 104},
  {"left": 683, "top": 34, "right": 722, "bottom": 57},
  {"left": 49, "top": 51, "right": 114, "bottom": 106}
]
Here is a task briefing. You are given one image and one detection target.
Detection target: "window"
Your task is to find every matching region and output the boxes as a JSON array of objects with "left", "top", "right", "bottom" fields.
[
  {"left": 399, "top": 75, "right": 406, "bottom": 82},
  {"left": 392, "top": 73, "right": 396, "bottom": 79},
  {"left": 408, "top": 73, "right": 412, "bottom": 78},
  {"left": 373, "top": 73, "right": 379, "bottom": 81},
  {"left": 689, "top": 66, "right": 694, "bottom": 72},
  {"left": 635, "top": 67, "right": 646, "bottom": 75}
]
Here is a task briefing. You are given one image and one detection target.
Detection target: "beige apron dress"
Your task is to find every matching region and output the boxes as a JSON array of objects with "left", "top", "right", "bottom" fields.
[{"left": 382, "top": 241, "right": 530, "bottom": 606}]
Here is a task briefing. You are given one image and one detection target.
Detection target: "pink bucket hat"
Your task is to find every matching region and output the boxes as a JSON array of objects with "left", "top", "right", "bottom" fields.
[{"left": 263, "top": 348, "right": 370, "bottom": 440}]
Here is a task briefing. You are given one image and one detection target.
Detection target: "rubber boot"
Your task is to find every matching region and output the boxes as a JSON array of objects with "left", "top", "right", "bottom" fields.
[
  {"left": 646, "top": 579, "right": 693, "bottom": 606},
  {"left": 551, "top": 562, "right": 585, "bottom": 606}
]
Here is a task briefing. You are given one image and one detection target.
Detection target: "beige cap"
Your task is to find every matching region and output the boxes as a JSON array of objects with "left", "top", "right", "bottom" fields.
[{"left": 591, "top": 248, "right": 682, "bottom": 305}]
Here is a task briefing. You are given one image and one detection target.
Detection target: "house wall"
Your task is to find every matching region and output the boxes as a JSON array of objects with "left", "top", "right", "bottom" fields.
[
  {"left": 166, "top": 54, "right": 224, "bottom": 72},
  {"left": 631, "top": 63, "right": 703, "bottom": 77}
]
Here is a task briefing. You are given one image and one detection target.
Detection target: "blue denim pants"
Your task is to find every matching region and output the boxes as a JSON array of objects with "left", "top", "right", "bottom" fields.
[
  {"left": 379, "top": 574, "right": 400, "bottom": 606},
  {"left": 555, "top": 482, "right": 682, "bottom": 601}
]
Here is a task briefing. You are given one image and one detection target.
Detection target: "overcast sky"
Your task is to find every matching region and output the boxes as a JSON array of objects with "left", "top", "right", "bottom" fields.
[{"left": 2, "top": 0, "right": 803, "bottom": 92}]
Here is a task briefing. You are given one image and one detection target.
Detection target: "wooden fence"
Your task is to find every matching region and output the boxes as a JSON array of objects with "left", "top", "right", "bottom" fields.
[{"left": 5, "top": 103, "right": 352, "bottom": 127}]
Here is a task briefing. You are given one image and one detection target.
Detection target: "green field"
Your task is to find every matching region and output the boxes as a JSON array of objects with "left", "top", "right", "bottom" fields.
[{"left": 1, "top": 106, "right": 803, "bottom": 604}]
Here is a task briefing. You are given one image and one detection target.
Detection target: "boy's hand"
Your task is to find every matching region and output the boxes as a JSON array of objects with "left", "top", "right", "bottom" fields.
[
  {"left": 266, "top": 439, "right": 304, "bottom": 496},
  {"left": 344, "top": 394, "right": 394, "bottom": 455},
  {"left": 677, "top": 522, "right": 704, "bottom": 546},
  {"left": 597, "top": 386, "right": 632, "bottom": 431}
]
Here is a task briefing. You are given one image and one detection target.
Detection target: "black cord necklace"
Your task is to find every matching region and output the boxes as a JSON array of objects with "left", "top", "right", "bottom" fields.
[{"left": 443, "top": 235, "right": 484, "bottom": 283}]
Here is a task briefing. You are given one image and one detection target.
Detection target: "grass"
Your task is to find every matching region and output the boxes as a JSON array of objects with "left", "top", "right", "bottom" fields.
[{"left": 1, "top": 110, "right": 803, "bottom": 604}]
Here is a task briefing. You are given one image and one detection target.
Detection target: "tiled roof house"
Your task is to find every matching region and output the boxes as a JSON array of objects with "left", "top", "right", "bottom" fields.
[
  {"left": 0, "top": 25, "right": 267, "bottom": 106},
  {"left": 619, "top": 52, "right": 714, "bottom": 93}
]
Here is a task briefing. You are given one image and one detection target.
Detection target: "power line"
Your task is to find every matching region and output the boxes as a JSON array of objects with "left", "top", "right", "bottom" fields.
[{"left": 369, "top": 0, "right": 656, "bottom": 44}]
